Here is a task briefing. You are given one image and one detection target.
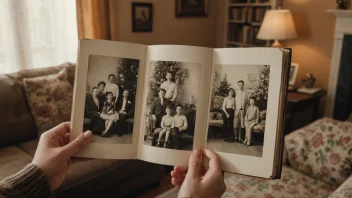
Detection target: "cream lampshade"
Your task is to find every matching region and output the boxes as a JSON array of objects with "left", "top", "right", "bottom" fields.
[{"left": 257, "top": 9, "right": 298, "bottom": 47}]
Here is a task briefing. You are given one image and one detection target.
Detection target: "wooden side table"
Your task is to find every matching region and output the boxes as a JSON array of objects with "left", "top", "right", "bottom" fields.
[{"left": 285, "top": 90, "right": 326, "bottom": 133}]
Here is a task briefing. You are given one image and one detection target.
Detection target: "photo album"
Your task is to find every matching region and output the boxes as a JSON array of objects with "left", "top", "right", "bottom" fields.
[{"left": 70, "top": 39, "right": 291, "bottom": 179}]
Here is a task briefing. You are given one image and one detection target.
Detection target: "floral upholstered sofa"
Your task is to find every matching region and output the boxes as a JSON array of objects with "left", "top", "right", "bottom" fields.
[{"left": 222, "top": 117, "right": 352, "bottom": 198}]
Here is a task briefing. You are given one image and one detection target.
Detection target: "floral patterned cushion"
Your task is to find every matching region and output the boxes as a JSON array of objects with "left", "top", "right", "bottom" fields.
[
  {"left": 23, "top": 68, "right": 73, "bottom": 136},
  {"left": 285, "top": 117, "right": 352, "bottom": 186},
  {"left": 223, "top": 166, "right": 335, "bottom": 198},
  {"left": 329, "top": 174, "right": 352, "bottom": 198}
]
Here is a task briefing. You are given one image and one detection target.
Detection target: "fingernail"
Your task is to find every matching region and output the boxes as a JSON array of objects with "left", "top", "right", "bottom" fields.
[
  {"left": 83, "top": 130, "right": 92, "bottom": 140},
  {"left": 193, "top": 149, "right": 202, "bottom": 158}
]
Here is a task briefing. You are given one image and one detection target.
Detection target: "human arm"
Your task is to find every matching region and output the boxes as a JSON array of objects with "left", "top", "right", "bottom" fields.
[
  {"left": 0, "top": 123, "right": 92, "bottom": 197},
  {"left": 171, "top": 84, "right": 177, "bottom": 102},
  {"left": 150, "top": 98, "right": 157, "bottom": 121},
  {"left": 171, "top": 149, "right": 226, "bottom": 198},
  {"left": 179, "top": 116, "right": 188, "bottom": 131},
  {"left": 114, "top": 85, "right": 119, "bottom": 104},
  {"left": 161, "top": 117, "right": 166, "bottom": 129},
  {"left": 256, "top": 107, "right": 260, "bottom": 124},
  {"left": 222, "top": 98, "right": 230, "bottom": 118}
]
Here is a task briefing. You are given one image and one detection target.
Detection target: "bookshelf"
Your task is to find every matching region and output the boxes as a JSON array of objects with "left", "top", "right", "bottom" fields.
[{"left": 224, "top": 0, "right": 279, "bottom": 48}]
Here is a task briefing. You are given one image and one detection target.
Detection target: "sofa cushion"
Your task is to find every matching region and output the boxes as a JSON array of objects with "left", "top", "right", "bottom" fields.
[
  {"left": 285, "top": 118, "right": 352, "bottom": 186},
  {"left": 0, "top": 146, "right": 33, "bottom": 180},
  {"left": 223, "top": 165, "right": 335, "bottom": 198},
  {"left": 17, "top": 139, "right": 39, "bottom": 157},
  {"left": 23, "top": 68, "right": 73, "bottom": 136},
  {"left": 0, "top": 62, "right": 75, "bottom": 147},
  {"left": 329, "top": 174, "right": 352, "bottom": 198}
]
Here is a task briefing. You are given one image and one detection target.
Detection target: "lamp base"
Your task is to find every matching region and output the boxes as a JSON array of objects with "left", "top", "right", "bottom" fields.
[{"left": 271, "top": 40, "right": 282, "bottom": 47}]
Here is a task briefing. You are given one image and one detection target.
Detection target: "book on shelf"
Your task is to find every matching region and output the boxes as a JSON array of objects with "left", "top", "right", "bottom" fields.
[
  {"left": 70, "top": 39, "right": 291, "bottom": 179},
  {"left": 229, "top": 7, "right": 268, "bottom": 23},
  {"left": 229, "top": 0, "right": 248, "bottom": 3}
]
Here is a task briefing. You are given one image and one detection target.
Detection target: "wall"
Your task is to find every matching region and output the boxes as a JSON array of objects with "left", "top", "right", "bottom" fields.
[
  {"left": 282, "top": 0, "right": 337, "bottom": 91},
  {"left": 176, "top": 62, "right": 201, "bottom": 105},
  {"left": 111, "top": 0, "right": 218, "bottom": 47}
]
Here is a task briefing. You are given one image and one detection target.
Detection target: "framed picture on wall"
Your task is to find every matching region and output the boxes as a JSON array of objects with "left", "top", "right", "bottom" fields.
[
  {"left": 175, "top": 0, "right": 208, "bottom": 17},
  {"left": 289, "top": 63, "right": 299, "bottom": 86},
  {"left": 132, "top": 3, "right": 153, "bottom": 32}
]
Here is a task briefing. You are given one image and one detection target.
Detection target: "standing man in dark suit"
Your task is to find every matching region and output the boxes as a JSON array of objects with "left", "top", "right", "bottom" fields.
[
  {"left": 150, "top": 88, "right": 170, "bottom": 130},
  {"left": 117, "top": 89, "right": 134, "bottom": 136},
  {"left": 84, "top": 87, "right": 104, "bottom": 135}
]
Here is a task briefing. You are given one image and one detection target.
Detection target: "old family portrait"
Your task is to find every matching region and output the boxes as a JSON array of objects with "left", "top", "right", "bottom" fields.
[
  {"left": 207, "top": 65, "right": 270, "bottom": 157},
  {"left": 83, "top": 55, "right": 139, "bottom": 144},
  {"left": 144, "top": 61, "right": 200, "bottom": 151}
]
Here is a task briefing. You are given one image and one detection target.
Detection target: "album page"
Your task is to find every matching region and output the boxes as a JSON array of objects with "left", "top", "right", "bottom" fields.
[
  {"left": 205, "top": 48, "right": 285, "bottom": 178},
  {"left": 70, "top": 39, "right": 147, "bottom": 159},
  {"left": 137, "top": 45, "right": 213, "bottom": 166}
]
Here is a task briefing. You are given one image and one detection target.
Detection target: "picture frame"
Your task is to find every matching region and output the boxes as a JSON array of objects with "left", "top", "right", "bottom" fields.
[
  {"left": 175, "top": 0, "right": 208, "bottom": 17},
  {"left": 132, "top": 3, "right": 153, "bottom": 32},
  {"left": 289, "top": 63, "right": 299, "bottom": 86}
]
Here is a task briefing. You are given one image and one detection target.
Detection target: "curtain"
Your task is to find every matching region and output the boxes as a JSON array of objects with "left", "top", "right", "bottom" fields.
[
  {"left": 76, "top": 0, "right": 116, "bottom": 40},
  {"left": 0, "top": 0, "right": 78, "bottom": 74}
]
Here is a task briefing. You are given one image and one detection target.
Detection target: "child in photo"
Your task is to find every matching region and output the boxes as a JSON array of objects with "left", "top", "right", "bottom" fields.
[
  {"left": 100, "top": 91, "right": 119, "bottom": 137},
  {"left": 156, "top": 104, "right": 175, "bottom": 148},
  {"left": 244, "top": 97, "right": 259, "bottom": 146},
  {"left": 173, "top": 104, "right": 188, "bottom": 149}
]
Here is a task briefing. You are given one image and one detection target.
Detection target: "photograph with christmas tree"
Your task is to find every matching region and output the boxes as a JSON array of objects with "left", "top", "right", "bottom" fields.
[
  {"left": 207, "top": 64, "right": 270, "bottom": 158},
  {"left": 83, "top": 55, "right": 140, "bottom": 144},
  {"left": 143, "top": 60, "right": 201, "bottom": 151}
]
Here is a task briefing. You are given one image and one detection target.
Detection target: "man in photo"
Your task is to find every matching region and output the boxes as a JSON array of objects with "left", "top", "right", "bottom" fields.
[
  {"left": 117, "top": 73, "right": 133, "bottom": 100},
  {"left": 84, "top": 87, "right": 104, "bottom": 135},
  {"left": 244, "top": 97, "right": 260, "bottom": 146},
  {"left": 160, "top": 71, "right": 177, "bottom": 102},
  {"left": 156, "top": 104, "right": 175, "bottom": 148},
  {"left": 150, "top": 88, "right": 171, "bottom": 131},
  {"left": 117, "top": 89, "right": 134, "bottom": 136},
  {"left": 105, "top": 74, "right": 119, "bottom": 104},
  {"left": 234, "top": 80, "right": 248, "bottom": 143},
  {"left": 173, "top": 104, "right": 188, "bottom": 149}
]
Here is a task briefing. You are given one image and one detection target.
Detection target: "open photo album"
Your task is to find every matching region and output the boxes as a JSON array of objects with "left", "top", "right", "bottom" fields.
[{"left": 70, "top": 39, "right": 291, "bottom": 179}]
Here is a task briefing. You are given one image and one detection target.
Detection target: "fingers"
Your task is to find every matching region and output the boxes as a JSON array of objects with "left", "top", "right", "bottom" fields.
[
  {"left": 174, "top": 166, "right": 208, "bottom": 175},
  {"left": 186, "top": 149, "right": 203, "bottom": 179},
  {"left": 46, "top": 122, "right": 71, "bottom": 137},
  {"left": 203, "top": 149, "right": 221, "bottom": 170},
  {"left": 171, "top": 178, "right": 182, "bottom": 188},
  {"left": 61, "top": 130, "right": 92, "bottom": 157}
]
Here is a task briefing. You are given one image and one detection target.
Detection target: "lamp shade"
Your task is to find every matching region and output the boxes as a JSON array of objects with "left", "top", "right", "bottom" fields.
[{"left": 257, "top": 9, "right": 298, "bottom": 41}]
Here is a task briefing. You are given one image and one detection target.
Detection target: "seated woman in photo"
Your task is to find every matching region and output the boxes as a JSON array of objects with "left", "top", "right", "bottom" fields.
[
  {"left": 100, "top": 91, "right": 119, "bottom": 137},
  {"left": 222, "top": 88, "right": 235, "bottom": 142},
  {"left": 244, "top": 97, "right": 260, "bottom": 146}
]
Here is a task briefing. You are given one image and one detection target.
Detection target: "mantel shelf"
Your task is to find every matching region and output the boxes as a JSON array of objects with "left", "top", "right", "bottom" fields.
[{"left": 326, "top": 9, "right": 352, "bottom": 17}]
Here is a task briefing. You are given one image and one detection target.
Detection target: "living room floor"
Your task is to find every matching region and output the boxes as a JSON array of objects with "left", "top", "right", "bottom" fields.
[{"left": 207, "top": 136, "right": 263, "bottom": 157}]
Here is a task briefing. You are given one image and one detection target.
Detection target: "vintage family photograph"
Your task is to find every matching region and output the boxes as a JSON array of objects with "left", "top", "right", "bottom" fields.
[
  {"left": 143, "top": 61, "right": 200, "bottom": 151},
  {"left": 83, "top": 55, "right": 139, "bottom": 144},
  {"left": 207, "top": 64, "right": 270, "bottom": 157}
]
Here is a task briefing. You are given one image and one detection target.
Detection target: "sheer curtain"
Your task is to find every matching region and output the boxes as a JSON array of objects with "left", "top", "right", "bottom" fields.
[{"left": 0, "top": 0, "right": 78, "bottom": 74}]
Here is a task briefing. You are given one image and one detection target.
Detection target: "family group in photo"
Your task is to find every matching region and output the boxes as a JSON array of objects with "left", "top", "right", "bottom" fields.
[
  {"left": 222, "top": 80, "right": 260, "bottom": 146},
  {"left": 85, "top": 73, "right": 135, "bottom": 137},
  {"left": 149, "top": 71, "right": 189, "bottom": 149}
]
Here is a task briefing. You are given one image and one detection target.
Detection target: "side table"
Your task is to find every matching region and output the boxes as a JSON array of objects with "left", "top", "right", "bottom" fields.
[{"left": 285, "top": 90, "right": 327, "bottom": 133}]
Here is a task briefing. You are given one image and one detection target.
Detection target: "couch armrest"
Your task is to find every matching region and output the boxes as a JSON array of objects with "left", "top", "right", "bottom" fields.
[{"left": 329, "top": 174, "right": 352, "bottom": 198}]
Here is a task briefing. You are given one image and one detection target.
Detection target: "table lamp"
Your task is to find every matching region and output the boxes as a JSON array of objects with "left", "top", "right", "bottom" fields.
[{"left": 257, "top": 9, "right": 298, "bottom": 47}]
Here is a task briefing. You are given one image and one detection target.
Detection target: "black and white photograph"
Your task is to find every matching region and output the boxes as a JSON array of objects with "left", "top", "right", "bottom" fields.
[
  {"left": 143, "top": 61, "right": 200, "bottom": 151},
  {"left": 207, "top": 65, "right": 270, "bottom": 157},
  {"left": 132, "top": 3, "right": 153, "bottom": 32},
  {"left": 289, "top": 63, "right": 299, "bottom": 86},
  {"left": 83, "top": 55, "right": 139, "bottom": 144}
]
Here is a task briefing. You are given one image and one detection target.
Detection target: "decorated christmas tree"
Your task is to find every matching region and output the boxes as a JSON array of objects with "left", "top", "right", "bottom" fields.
[
  {"left": 215, "top": 74, "right": 231, "bottom": 97},
  {"left": 252, "top": 65, "right": 270, "bottom": 110},
  {"left": 147, "top": 61, "right": 188, "bottom": 105}
]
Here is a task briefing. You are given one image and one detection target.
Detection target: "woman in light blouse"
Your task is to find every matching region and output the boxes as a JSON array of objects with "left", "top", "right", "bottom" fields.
[{"left": 222, "top": 88, "right": 235, "bottom": 142}]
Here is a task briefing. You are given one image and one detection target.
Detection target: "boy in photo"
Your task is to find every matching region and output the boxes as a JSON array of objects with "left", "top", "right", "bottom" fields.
[
  {"left": 156, "top": 104, "right": 175, "bottom": 148},
  {"left": 173, "top": 104, "right": 188, "bottom": 149},
  {"left": 244, "top": 97, "right": 260, "bottom": 146}
]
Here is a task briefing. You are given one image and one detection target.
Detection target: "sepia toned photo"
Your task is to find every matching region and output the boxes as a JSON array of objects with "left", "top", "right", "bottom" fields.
[
  {"left": 132, "top": 3, "right": 153, "bottom": 32},
  {"left": 143, "top": 61, "right": 201, "bottom": 151},
  {"left": 83, "top": 55, "right": 139, "bottom": 144},
  {"left": 207, "top": 65, "right": 270, "bottom": 157}
]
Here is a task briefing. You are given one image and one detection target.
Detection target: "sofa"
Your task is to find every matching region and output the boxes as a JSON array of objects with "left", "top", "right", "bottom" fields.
[
  {"left": 223, "top": 117, "right": 352, "bottom": 198},
  {"left": 0, "top": 62, "right": 165, "bottom": 197}
]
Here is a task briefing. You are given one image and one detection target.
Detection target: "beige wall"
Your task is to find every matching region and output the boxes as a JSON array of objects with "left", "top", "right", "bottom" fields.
[{"left": 111, "top": 0, "right": 218, "bottom": 47}]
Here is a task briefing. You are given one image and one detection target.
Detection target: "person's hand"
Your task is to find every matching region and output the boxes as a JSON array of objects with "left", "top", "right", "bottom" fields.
[
  {"left": 32, "top": 122, "right": 93, "bottom": 191},
  {"left": 226, "top": 113, "right": 230, "bottom": 118},
  {"left": 152, "top": 115, "right": 157, "bottom": 121},
  {"left": 171, "top": 149, "right": 226, "bottom": 198}
]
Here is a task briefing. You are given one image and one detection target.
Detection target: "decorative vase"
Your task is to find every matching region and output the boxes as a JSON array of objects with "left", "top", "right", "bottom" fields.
[
  {"left": 302, "top": 73, "right": 316, "bottom": 88},
  {"left": 336, "top": 0, "right": 349, "bottom": 9}
]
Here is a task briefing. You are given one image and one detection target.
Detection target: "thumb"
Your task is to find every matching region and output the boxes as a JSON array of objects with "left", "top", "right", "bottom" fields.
[
  {"left": 62, "top": 131, "right": 92, "bottom": 157},
  {"left": 186, "top": 149, "right": 203, "bottom": 179}
]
